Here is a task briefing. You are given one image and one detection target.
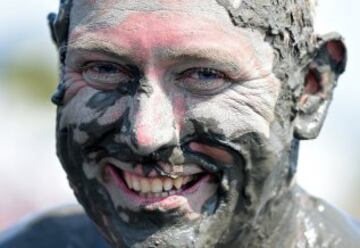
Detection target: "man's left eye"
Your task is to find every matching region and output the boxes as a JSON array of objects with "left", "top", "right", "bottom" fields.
[
  {"left": 190, "top": 68, "right": 224, "bottom": 80},
  {"left": 82, "top": 62, "right": 132, "bottom": 89},
  {"left": 93, "top": 64, "right": 122, "bottom": 74},
  {"left": 176, "top": 68, "right": 231, "bottom": 94}
]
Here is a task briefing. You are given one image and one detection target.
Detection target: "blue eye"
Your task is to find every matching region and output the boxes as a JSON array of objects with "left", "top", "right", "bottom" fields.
[
  {"left": 176, "top": 67, "right": 230, "bottom": 94},
  {"left": 93, "top": 64, "right": 121, "bottom": 74},
  {"left": 196, "top": 68, "right": 223, "bottom": 80},
  {"left": 82, "top": 62, "right": 132, "bottom": 90},
  {"left": 177, "top": 68, "right": 226, "bottom": 81}
]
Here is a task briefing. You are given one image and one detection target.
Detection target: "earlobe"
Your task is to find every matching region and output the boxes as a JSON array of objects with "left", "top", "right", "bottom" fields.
[{"left": 294, "top": 33, "right": 347, "bottom": 140}]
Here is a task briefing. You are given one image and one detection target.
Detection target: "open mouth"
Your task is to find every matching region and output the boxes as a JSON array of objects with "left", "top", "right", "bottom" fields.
[
  {"left": 102, "top": 162, "right": 219, "bottom": 213},
  {"left": 122, "top": 170, "right": 209, "bottom": 198}
]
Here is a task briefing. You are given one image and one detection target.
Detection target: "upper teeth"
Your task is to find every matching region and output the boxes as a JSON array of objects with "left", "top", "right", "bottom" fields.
[{"left": 123, "top": 171, "right": 193, "bottom": 195}]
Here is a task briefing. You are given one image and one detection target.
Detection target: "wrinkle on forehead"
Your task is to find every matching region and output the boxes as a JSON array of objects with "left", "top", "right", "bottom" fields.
[{"left": 70, "top": 0, "right": 234, "bottom": 31}]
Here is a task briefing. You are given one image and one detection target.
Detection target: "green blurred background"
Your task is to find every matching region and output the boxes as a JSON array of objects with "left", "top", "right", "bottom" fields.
[{"left": 0, "top": 0, "right": 359, "bottom": 231}]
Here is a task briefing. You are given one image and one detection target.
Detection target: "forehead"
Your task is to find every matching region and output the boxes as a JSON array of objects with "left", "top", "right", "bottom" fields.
[{"left": 70, "top": 0, "right": 234, "bottom": 29}]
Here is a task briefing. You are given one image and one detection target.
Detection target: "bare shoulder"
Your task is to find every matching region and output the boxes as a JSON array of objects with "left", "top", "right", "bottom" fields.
[{"left": 0, "top": 205, "right": 109, "bottom": 248}]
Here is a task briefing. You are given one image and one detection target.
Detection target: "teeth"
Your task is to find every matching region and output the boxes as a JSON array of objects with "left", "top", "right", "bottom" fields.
[
  {"left": 151, "top": 178, "right": 163, "bottom": 193},
  {"left": 140, "top": 178, "right": 151, "bottom": 193},
  {"left": 174, "top": 177, "right": 183, "bottom": 190},
  {"left": 132, "top": 177, "right": 140, "bottom": 191},
  {"left": 124, "top": 173, "right": 132, "bottom": 189},
  {"left": 123, "top": 171, "right": 197, "bottom": 195},
  {"left": 163, "top": 178, "right": 173, "bottom": 191}
]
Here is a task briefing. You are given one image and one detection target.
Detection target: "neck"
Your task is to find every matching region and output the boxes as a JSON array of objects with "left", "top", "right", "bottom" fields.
[{"left": 223, "top": 182, "right": 301, "bottom": 247}]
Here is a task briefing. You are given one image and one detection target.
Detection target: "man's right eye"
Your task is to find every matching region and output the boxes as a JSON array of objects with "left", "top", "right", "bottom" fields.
[{"left": 82, "top": 62, "right": 132, "bottom": 89}]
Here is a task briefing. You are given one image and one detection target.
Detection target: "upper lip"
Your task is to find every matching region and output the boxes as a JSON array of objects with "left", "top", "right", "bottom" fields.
[{"left": 103, "top": 157, "right": 206, "bottom": 178}]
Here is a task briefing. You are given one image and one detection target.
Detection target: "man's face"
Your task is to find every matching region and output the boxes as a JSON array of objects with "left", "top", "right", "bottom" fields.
[{"left": 56, "top": 0, "right": 290, "bottom": 246}]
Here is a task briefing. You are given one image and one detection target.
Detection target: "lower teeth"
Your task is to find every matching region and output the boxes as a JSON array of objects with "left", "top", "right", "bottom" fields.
[{"left": 139, "top": 189, "right": 181, "bottom": 198}]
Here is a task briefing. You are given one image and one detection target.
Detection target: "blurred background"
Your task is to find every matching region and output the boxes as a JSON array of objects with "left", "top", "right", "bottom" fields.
[{"left": 0, "top": 0, "right": 359, "bottom": 231}]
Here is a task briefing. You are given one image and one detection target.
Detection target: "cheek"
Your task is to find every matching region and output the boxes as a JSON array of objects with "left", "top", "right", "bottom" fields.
[
  {"left": 58, "top": 88, "right": 100, "bottom": 130},
  {"left": 184, "top": 76, "right": 281, "bottom": 139},
  {"left": 189, "top": 142, "right": 234, "bottom": 164},
  {"left": 58, "top": 86, "right": 130, "bottom": 134},
  {"left": 96, "top": 96, "right": 129, "bottom": 126},
  {"left": 62, "top": 71, "right": 88, "bottom": 104}
]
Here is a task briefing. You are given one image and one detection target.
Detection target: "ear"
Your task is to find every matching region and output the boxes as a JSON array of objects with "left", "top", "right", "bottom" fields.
[{"left": 294, "top": 33, "right": 347, "bottom": 140}]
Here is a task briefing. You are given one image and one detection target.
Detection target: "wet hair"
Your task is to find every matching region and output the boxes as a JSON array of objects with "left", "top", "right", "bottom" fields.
[{"left": 218, "top": 0, "right": 318, "bottom": 83}]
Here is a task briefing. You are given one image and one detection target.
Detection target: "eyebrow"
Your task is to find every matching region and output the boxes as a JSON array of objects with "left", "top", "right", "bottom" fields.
[
  {"left": 158, "top": 46, "right": 243, "bottom": 72},
  {"left": 66, "top": 38, "right": 133, "bottom": 60}
]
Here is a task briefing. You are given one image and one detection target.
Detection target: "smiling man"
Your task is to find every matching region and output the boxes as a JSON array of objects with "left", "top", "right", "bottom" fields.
[{"left": 1, "top": 0, "right": 359, "bottom": 247}]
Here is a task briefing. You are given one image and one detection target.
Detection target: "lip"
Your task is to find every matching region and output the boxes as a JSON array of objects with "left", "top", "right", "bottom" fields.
[
  {"left": 105, "top": 157, "right": 205, "bottom": 177},
  {"left": 102, "top": 163, "right": 218, "bottom": 212}
]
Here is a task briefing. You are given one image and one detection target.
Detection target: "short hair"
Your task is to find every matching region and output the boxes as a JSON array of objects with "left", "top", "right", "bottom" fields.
[{"left": 217, "top": 0, "right": 318, "bottom": 84}]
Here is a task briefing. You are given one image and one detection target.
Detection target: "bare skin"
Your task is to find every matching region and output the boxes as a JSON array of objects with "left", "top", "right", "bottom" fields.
[{"left": 43, "top": 0, "right": 360, "bottom": 247}]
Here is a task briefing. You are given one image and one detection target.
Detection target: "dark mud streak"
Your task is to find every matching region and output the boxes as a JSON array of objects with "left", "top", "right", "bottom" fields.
[
  {"left": 288, "top": 138, "right": 299, "bottom": 181},
  {"left": 51, "top": 82, "right": 67, "bottom": 106},
  {"left": 86, "top": 91, "right": 122, "bottom": 111}
]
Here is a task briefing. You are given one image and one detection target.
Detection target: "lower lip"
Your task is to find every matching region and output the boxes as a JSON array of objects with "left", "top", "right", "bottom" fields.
[{"left": 105, "top": 165, "right": 212, "bottom": 209}]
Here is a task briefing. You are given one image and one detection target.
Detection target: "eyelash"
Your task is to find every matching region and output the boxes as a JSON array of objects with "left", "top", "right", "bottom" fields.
[
  {"left": 174, "top": 67, "right": 232, "bottom": 94},
  {"left": 176, "top": 67, "right": 228, "bottom": 81},
  {"left": 81, "top": 62, "right": 128, "bottom": 75}
]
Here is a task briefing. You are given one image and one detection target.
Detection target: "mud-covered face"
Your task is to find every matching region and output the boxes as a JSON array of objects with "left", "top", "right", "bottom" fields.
[{"left": 55, "top": 0, "right": 291, "bottom": 247}]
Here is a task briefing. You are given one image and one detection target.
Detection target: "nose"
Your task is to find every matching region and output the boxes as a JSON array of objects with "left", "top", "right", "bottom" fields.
[{"left": 128, "top": 79, "right": 178, "bottom": 155}]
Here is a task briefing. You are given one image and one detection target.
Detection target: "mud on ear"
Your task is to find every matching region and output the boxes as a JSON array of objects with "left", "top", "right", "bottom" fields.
[{"left": 294, "top": 33, "right": 347, "bottom": 140}]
